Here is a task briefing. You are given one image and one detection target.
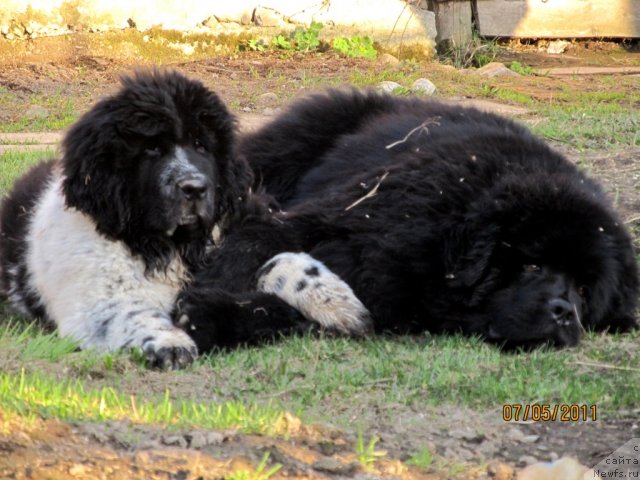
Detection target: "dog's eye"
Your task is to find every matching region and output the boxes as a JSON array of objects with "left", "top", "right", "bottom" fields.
[
  {"left": 523, "top": 264, "right": 541, "bottom": 273},
  {"left": 577, "top": 286, "right": 587, "bottom": 297},
  {"left": 194, "top": 139, "right": 206, "bottom": 154}
]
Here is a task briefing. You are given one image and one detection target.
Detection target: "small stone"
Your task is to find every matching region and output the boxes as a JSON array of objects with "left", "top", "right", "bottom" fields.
[
  {"left": 162, "top": 435, "right": 187, "bottom": 448},
  {"left": 253, "top": 7, "right": 286, "bottom": 27},
  {"left": 240, "top": 12, "right": 253, "bottom": 25},
  {"left": 379, "top": 53, "right": 400, "bottom": 66},
  {"left": 547, "top": 40, "right": 571, "bottom": 54},
  {"left": 206, "top": 431, "right": 225, "bottom": 445},
  {"left": 475, "top": 62, "right": 521, "bottom": 78},
  {"left": 188, "top": 432, "right": 208, "bottom": 449},
  {"left": 312, "top": 458, "right": 359, "bottom": 475},
  {"left": 411, "top": 78, "right": 437, "bottom": 96},
  {"left": 518, "top": 455, "right": 538, "bottom": 467},
  {"left": 203, "top": 16, "right": 219, "bottom": 28},
  {"left": 377, "top": 81, "right": 403, "bottom": 93},
  {"left": 256, "top": 92, "right": 278, "bottom": 107},
  {"left": 487, "top": 461, "right": 514, "bottom": 480}
]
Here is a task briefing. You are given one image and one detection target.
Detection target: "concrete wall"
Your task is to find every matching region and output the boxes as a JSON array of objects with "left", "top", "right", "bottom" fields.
[{"left": 0, "top": 0, "right": 436, "bottom": 50}]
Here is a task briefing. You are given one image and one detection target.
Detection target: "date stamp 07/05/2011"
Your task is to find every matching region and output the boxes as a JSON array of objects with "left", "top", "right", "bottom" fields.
[{"left": 502, "top": 404, "right": 597, "bottom": 422}]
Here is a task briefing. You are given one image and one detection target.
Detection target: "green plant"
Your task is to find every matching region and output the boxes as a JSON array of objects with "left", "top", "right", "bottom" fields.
[
  {"left": 355, "top": 431, "right": 385, "bottom": 470},
  {"left": 271, "top": 34, "right": 292, "bottom": 50},
  {"left": 407, "top": 448, "right": 434, "bottom": 469},
  {"left": 246, "top": 38, "right": 267, "bottom": 52},
  {"left": 332, "top": 36, "right": 377, "bottom": 59},
  {"left": 293, "top": 21, "right": 323, "bottom": 51},
  {"left": 226, "top": 452, "right": 282, "bottom": 480},
  {"left": 510, "top": 60, "right": 535, "bottom": 75}
]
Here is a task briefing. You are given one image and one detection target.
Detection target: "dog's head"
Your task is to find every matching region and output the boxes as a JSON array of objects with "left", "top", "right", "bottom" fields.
[
  {"left": 446, "top": 175, "right": 639, "bottom": 348},
  {"left": 61, "top": 69, "right": 252, "bottom": 271}
]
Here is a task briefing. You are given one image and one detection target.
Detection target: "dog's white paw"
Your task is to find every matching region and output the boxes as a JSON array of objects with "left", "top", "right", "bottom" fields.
[
  {"left": 140, "top": 328, "right": 198, "bottom": 370},
  {"left": 257, "top": 252, "right": 372, "bottom": 336}
]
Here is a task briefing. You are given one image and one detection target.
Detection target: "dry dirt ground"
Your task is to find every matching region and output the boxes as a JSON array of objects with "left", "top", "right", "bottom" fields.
[{"left": 1, "top": 35, "right": 640, "bottom": 479}]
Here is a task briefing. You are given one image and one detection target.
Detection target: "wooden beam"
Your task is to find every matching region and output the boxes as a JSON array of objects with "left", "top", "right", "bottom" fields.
[{"left": 432, "top": 1, "right": 473, "bottom": 46}]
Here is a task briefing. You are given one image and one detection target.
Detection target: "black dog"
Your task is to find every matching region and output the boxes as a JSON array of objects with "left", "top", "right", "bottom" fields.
[
  {"left": 0, "top": 70, "right": 251, "bottom": 368},
  {"left": 179, "top": 89, "right": 638, "bottom": 352}
]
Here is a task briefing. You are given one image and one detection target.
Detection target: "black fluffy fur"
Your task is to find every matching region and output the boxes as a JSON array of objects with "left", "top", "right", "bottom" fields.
[
  {"left": 180, "top": 89, "right": 639, "bottom": 351},
  {"left": 60, "top": 69, "right": 252, "bottom": 272}
]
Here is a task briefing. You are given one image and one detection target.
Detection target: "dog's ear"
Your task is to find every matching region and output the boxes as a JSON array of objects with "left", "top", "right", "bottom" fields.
[
  {"left": 61, "top": 102, "right": 133, "bottom": 238},
  {"left": 197, "top": 101, "right": 254, "bottom": 223}
]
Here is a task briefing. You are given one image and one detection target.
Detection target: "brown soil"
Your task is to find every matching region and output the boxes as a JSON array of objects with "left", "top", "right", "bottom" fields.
[{"left": 1, "top": 35, "right": 640, "bottom": 480}]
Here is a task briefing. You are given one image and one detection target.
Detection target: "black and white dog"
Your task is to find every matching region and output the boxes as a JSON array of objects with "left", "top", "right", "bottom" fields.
[
  {"left": 178, "top": 89, "right": 639, "bottom": 351},
  {"left": 0, "top": 70, "right": 252, "bottom": 368}
]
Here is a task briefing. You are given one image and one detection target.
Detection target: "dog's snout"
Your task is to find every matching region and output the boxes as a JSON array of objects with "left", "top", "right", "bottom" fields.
[
  {"left": 548, "top": 297, "right": 575, "bottom": 325},
  {"left": 177, "top": 175, "right": 208, "bottom": 200}
]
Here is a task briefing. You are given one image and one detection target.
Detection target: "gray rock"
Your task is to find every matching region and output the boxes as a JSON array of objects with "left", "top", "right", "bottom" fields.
[
  {"left": 162, "top": 435, "right": 187, "bottom": 448},
  {"left": 377, "top": 81, "right": 403, "bottom": 93},
  {"left": 188, "top": 432, "right": 208, "bottom": 449},
  {"left": 253, "top": 7, "right": 286, "bottom": 28},
  {"left": 411, "top": 78, "right": 437, "bottom": 96},
  {"left": 475, "top": 62, "right": 521, "bottom": 78},
  {"left": 518, "top": 454, "right": 538, "bottom": 466},
  {"left": 256, "top": 92, "right": 279, "bottom": 107},
  {"left": 312, "top": 457, "right": 359, "bottom": 475}
]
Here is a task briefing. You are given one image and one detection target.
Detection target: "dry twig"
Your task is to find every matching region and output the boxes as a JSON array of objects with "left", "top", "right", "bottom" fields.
[
  {"left": 385, "top": 117, "right": 440, "bottom": 150},
  {"left": 345, "top": 172, "right": 390, "bottom": 211}
]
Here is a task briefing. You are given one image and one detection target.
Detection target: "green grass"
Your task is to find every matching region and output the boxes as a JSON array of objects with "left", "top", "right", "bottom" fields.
[
  {"left": 0, "top": 369, "right": 287, "bottom": 434},
  {"left": 533, "top": 102, "right": 640, "bottom": 150},
  {"left": 199, "top": 332, "right": 640, "bottom": 418},
  {"left": 0, "top": 88, "right": 78, "bottom": 133},
  {"left": 1, "top": 315, "right": 638, "bottom": 431},
  {"left": 0, "top": 149, "right": 55, "bottom": 194}
]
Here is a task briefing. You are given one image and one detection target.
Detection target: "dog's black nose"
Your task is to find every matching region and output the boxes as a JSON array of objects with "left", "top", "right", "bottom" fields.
[
  {"left": 177, "top": 175, "right": 208, "bottom": 200},
  {"left": 548, "top": 298, "right": 575, "bottom": 326}
]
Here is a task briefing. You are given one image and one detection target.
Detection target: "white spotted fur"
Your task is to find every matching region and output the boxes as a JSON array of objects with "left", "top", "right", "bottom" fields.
[
  {"left": 257, "top": 252, "right": 371, "bottom": 336},
  {"left": 25, "top": 172, "right": 196, "bottom": 355}
]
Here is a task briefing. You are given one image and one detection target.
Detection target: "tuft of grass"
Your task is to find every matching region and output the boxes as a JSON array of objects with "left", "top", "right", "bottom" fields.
[
  {"left": 226, "top": 452, "right": 282, "bottom": 480},
  {"left": 509, "top": 60, "right": 535, "bottom": 75},
  {"left": 407, "top": 448, "right": 434, "bottom": 469},
  {"left": 355, "top": 431, "right": 385, "bottom": 470},
  {"left": 438, "top": 35, "right": 500, "bottom": 69}
]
